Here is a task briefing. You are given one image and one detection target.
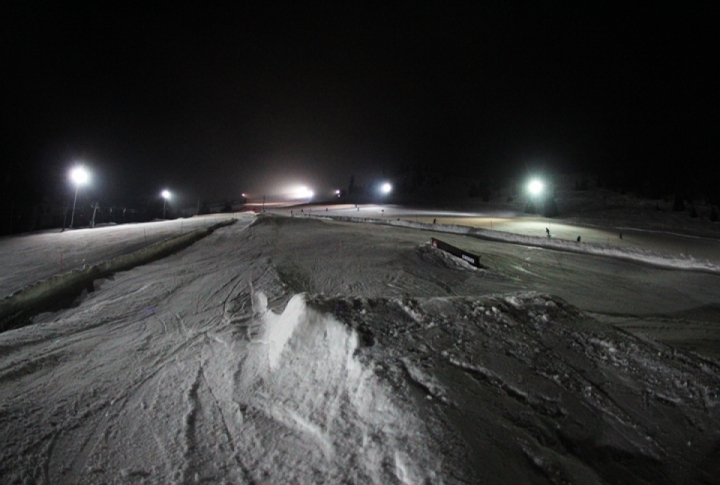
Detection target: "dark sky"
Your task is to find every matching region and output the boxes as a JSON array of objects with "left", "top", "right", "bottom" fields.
[{"left": 3, "top": 3, "right": 718, "bottom": 203}]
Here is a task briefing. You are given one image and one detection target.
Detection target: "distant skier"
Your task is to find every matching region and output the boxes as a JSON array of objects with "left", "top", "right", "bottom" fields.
[
  {"left": 546, "top": 227, "right": 550, "bottom": 237},
  {"left": 619, "top": 232, "right": 623, "bottom": 239},
  {"left": 433, "top": 218, "right": 437, "bottom": 224},
  {"left": 577, "top": 236, "right": 581, "bottom": 242}
]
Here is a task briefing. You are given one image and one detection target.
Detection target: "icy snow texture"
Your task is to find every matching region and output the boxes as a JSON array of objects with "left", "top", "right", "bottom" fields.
[{"left": 1, "top": 214, "right": 719, "bottom": 484}]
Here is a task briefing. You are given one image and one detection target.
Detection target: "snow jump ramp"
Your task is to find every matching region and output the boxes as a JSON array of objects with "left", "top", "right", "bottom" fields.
[{"left": 0, "top": 219, "right": 237, "bottom": 332}]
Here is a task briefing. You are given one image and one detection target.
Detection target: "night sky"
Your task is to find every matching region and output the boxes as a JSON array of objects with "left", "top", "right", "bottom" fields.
[{"left": 3, "top": 3, "right": 718, "bottom": 205}]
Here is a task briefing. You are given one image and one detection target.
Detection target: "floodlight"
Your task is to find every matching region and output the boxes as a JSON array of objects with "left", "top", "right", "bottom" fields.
[
  {"left": 296, "top": 186, "right": 314, "bottom": 198},
  {"left": 161, "top": 189, "right": 171, "bottom": 218},
  {"left": 381, "top": 182, "right": 392, "bottom": 195},
  {"left": 528, "top": 180, "right": 544, "bottom": 196},
  {"left": 70, "top": 166, "right": 89, "bottom": 185},
  {"left": 68, "top": 165, "right": 90, "bottom": 229}
]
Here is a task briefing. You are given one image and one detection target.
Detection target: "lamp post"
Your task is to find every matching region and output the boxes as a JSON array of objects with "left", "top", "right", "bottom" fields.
[
  {"left": 69, "top": 166, "right": 89, "bottom": 229},
  {"left": 161, "top": 190, "right": 171, "bottom": 219}
]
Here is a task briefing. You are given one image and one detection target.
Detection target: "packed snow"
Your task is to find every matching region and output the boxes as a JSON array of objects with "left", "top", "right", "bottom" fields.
[
  {"left": 298, "top": 212, "right": 720, "bottom": 273},
  {"left": 1, "top": 212, "right": 719, "bottom": 484},
  {"left": 0, "top": 215, "right": 236, "bottom": 298}
]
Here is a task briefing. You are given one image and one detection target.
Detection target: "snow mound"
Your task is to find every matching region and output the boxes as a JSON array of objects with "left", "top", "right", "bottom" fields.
[
  {"left": 237, "top": 291, "right": 720, "bottom": 484},
  {"left": 232, "top": 292, "right": 441, "bottom": 484}
]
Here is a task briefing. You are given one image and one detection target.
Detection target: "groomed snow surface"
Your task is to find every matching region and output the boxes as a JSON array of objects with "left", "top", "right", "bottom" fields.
[
  {"left": 0, "top": 215, "right": 235, "bottom": 298},
  {"left": 302, "top": 213, "right": 720, "bottom": 273},
  {"left": 1, "top": 213, "right": 719, "bottom": 484}
]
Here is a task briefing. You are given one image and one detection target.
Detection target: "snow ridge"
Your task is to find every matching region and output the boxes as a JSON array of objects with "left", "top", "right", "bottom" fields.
[
  {"left": 302, "top": 292, "right": 720, "bottom": 484},
  {"left": 231, "top": 292, "right": 440, "bottom": 484}
]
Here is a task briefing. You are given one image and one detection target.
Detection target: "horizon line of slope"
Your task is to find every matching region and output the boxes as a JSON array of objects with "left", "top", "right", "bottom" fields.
[
  {"left": 0, "top": 218, "right": 238, "bottom": 332},
  {"left": 297, "top": 213, "right": 720, "bottom": 274}
]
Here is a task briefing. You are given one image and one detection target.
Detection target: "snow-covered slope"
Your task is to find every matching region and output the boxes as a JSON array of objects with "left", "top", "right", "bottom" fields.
[
  {"left": 0, "top": 215, "right": 235, "bottom": 298},
  {"left": 1, "top": 214, "right": 719, "bottom": 484},
  {"left": 306, "top": 213, "right": 720, "bottom": 273}
]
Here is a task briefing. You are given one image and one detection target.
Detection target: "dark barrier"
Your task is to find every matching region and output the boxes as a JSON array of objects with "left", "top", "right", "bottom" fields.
[{"left": 431, "top": 237, "right": 483, "bottom": 268}]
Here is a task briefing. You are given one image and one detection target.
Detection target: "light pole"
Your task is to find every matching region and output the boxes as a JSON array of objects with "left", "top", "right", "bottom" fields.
[
  {"left": 161, "top": 190, "right": 171, "bottom": 219},
  {"left": 69, "top": 166, "right": 89, "bottom": 229},
  {"left": 90, "top": 202, "right": 100, "bottom": 228}
]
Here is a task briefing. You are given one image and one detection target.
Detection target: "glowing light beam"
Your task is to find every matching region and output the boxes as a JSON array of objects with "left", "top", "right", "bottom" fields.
[{"left": 528, "top": 179, "right": 544, "bottom": 196}]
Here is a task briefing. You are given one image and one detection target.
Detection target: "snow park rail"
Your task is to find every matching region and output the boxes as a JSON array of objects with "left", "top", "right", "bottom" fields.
[
  {"left": 0, "top": 219, "right": 237, "bottom": 332},
  {"left": 431, "top": 237, "right": 484, "bottom": 268}
]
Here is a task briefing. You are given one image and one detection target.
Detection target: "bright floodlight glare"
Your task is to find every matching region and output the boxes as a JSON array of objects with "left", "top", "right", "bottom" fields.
[
  {"left": 296, "top": 186, "right": 314, "bottom": 198},
  {"left": 528, "top": 180, "right": 544, "bottom": 195},
  {"left": 381, "top": 182, "right": 392, "bottom": 194},
  {"left": 161, "top": 189, "right": 171, "bottom": 199},
  {"left": 70, "top": 166, "right": 89, "bottom": 185},
  {"left": 68, "top": 165, "right": 90, "bottom": 229}
]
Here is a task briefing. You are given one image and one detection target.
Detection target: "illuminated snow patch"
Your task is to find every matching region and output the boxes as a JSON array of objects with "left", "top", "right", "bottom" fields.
[{"left": 233, "top": 292, "right": 439, "bottom": 483}]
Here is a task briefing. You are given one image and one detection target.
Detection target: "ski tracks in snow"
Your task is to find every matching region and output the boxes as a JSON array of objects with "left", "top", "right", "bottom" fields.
[{"left": 3, "top": 214, "right": 720, "bottom": 484}]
